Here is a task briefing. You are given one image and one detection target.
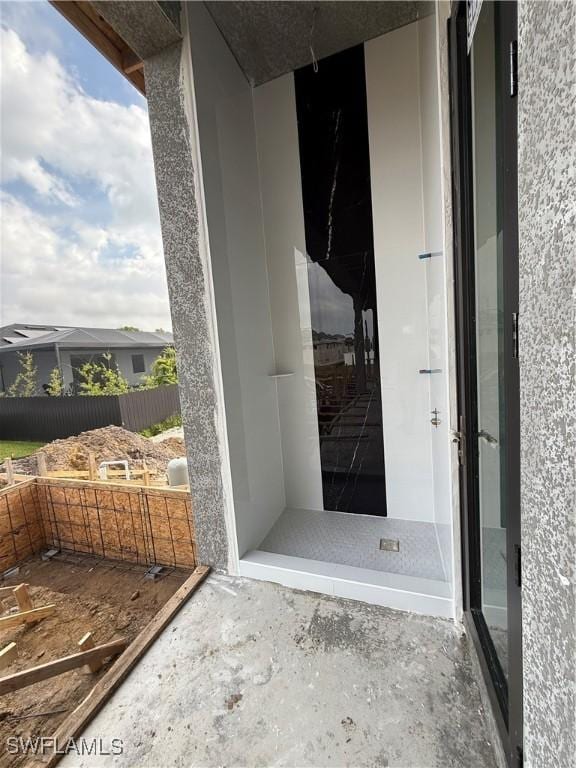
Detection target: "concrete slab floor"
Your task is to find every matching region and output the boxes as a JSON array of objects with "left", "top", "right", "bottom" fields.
[{"left": 60, "top": 574, "right": 496, "bottom": 768}]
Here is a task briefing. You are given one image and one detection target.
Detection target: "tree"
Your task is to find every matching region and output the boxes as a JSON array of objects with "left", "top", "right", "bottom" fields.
[
  {"left": 118, "top": 325, "right": 140, "bottom": 332},
  {"left": 46, "top": 367, "right": 64, "bottom": 396},
  {"left": 144, "top": 346, "right": 178, "bottom": 387},
  {"left": 8, "top": 352, "right": 38, "bottom": 397},
  {"left": 77, "top": 353, "right": 130, "bottom": 396}
]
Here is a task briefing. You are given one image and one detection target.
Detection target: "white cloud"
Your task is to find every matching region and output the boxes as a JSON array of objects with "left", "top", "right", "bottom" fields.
[{"left": 0, "top": 26, "right": 171, "bottom": 330}]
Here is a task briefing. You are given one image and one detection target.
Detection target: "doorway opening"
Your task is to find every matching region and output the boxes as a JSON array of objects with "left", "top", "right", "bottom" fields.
[{"left": 187, "top": 3, "right": 456, "bottom": 617}]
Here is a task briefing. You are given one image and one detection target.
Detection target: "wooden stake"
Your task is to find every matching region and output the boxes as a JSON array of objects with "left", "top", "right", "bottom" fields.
[
  {"left": 0, "top": 638, "right": 127, "bottom": 695},
  {"left": 14, "top": 584, "right": 33, "bottom": 613},
  {"left": 77, "top": 632, "right": 103, "bottom": 673},
  {"left": 142, "top": 461, "right": 150, "bottom": 487},
  {"left": 0, "top": 604, "right": 55, "bottom": 630},
  {"left": 37, "top": 453, "right": 48, "bottom": 477},
  {"left": 87, "top": 453, "right": 97, "bottom": 481},
  {"left": 5, "top": 457, "right": 14, "bottom": 486},
  {"left": 0, "top": 642, "right": 17, "bottom": 671}
]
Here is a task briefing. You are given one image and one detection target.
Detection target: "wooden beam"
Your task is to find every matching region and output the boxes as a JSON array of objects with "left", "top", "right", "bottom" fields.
[
  {"left": 0, "top": 604, "right": 56, "bottom": 630},
  {"left": 49, "top": 1, "right": 145, "bottom": 96},
  {"left": 0, "top": 642, "right": 17, "bottom": 671},
  {"left": 122, "top": 51, "right": 144, "bottom": 75},
  {"left": 4, "top": 457, "right": 14, "bottom": 486},
  {"left": 37, "top": 453, "right": 48, "bottom": 477},
  {"left": 33, "top": 566, "right": 210, "bottom": 767},
  {"left": 0, "top": 638, "right": 127, "bottom": 695},
  {"left": 0, "top": 585, "right": 20, "bottom": 596},
  {"left": 14, "top": 584, "right": 33, "bottom": 613},
  {"left": 87, "top": 453, "right": 97, "bottom": 482},
  {"left": 77, "top": 632, "right": 103, "bottom": 674}
]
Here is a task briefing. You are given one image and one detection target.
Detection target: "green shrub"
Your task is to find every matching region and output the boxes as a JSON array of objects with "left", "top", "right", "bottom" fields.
[
  {"left": 143, "top": 346, "right": 178, "bottom": 388},
  {"left": 140, "top": 413, "right": 182, "bottom": 438},
  {"left": 8, "top": 352, "right": 38, "bottom": 397},
  {"left": 46, "top": 367, "right": 64, "bottom": 396},
  {"left": 77, "top": 353, "right": 130, "bottom": 396}
]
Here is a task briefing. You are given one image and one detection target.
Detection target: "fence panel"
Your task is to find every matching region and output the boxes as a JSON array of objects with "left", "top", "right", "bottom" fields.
[
  {"left": 119, "top": 384, "right": 180, "bottom": 432},
  {"left": 0, "top": 395, "right": 121, "bottom": 441},
  {"left": 0, "top": 385, "right": 180, "bottom": 441}
]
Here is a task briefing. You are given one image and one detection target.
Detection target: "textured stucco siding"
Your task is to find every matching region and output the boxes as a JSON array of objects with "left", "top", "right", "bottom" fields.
[
  {"left": 144, "top": 41, "right": 231, "bottom": 570},
  {"left": 518, "top": 2, "right": 576, "bottom": 766}
]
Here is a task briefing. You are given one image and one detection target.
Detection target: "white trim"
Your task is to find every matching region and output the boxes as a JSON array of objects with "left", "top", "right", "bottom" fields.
[{"left": 240, "top": 550, "right": 454, "bottom": 619}]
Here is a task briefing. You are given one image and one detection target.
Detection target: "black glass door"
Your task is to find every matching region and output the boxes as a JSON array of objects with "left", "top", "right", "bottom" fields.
[{"left": 450, "top": 2, "right": 522, "bottom": 765}]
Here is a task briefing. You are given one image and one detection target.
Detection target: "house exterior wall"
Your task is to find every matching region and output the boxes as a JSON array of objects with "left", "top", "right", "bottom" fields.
[
  {"left": 0, "top": 349, "right": 57, "bottom": 394},
  {"left": 518, "top": 2, "right": 576, "bottom": 766},
  {"left": 59, "top": 347, "right": 163, "bottom": 389}
]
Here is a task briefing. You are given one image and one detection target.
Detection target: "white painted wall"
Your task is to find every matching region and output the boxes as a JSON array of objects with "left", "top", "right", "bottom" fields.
[
  {"left": 417, "top": 13, "right": 453, "bottom": 579},
  {"left": 186, "top": 3, "right": 285, "bottom": 557},
  {"left": 365, "top": 21, "right": 435, "bottom": 522},
  {"left": 253, "top": 75, "right": 324, "bottom": 512}
]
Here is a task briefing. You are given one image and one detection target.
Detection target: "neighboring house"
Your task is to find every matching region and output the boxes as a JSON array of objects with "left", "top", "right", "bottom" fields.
[{"left": 0, "top": 324, "right": 173, "bottom": 394}]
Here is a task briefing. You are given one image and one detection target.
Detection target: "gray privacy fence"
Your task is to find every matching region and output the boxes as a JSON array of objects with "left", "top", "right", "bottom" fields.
[{"left": 0, "top": 384, "right": 180, "bottom": 441}]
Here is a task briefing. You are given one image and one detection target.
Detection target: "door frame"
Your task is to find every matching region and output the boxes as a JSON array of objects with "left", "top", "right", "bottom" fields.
[{"left": 448, "top": 2, "right": 523, "bottom": 765}]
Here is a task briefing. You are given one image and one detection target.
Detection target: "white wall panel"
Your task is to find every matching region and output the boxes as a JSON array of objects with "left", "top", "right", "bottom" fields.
[
  {"left": 253, "top": 75, "right": 324, "bottom": 512},
  {"left": 187, "top": 3, "right": 285, "bottom": 557},
  {"left": 365, "top": 22, "right": 435, "bottom": 521}
]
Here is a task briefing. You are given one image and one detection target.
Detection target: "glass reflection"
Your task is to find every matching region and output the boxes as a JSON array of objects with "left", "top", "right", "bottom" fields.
[
  {"left": 295, "top": 45, "right": 387, "bottom": 516},
  {"left": 471, "top": 2, "right": 508, "bottom": 678}
]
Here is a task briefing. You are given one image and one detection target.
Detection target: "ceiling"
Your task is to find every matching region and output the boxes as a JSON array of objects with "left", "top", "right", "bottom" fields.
[{"left": 204, "top": 1, "right": 433, "bottom": 86}]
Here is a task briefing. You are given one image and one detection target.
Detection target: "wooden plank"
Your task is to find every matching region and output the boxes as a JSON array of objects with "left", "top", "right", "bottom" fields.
[
  {"left": 0, "top": 642, "right": 17, "bottom": 670},
  {"left": 78, "top": 632, "right": 103, "bottom": 673},
  {"left": 87, "top": 453, "right": 97, "bottom": 482},
  {"left": 0, "top": 604, "right": 56, "bottom": 630},
  {"left": 49, "top": 1, "right": 145, "bottom": 96},
  {"left": 14, "top": 584, "right": 33, "bottom": 613},
  {"left": 0, "top": 585, "right": 20, "bottom": 596},
  {"left": 37, "top": 453, "right": 48, "bottom": 477},
  {"left": 5, "top": 458, "right": 14, "bottom": 486},
  {"left": 0, "top": 475, "right": 36, "bottom": 490},
  {"left": 35, "top": 566, "right": 210, "bottom": 767},
  {"left": 0, "top": 638, "right": 127, "bottom": 695},
  {"left": 37, "top": 476, "right": 188, "bottom": 496},
  {"left": 50, "top": 1, "right": 123, "bottom": 69}
]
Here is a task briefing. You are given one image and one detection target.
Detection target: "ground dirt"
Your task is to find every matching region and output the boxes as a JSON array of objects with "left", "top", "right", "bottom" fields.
[
  {"left": 0, "top": 555, "right": 187, "bottom": 767},
  {"left": 11, "top": 426, "right": 186, "bottom": 480}
]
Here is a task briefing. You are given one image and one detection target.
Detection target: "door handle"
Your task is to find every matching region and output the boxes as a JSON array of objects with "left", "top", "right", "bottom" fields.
[{"left": 478, "top": 429, "right": 498, "bottom": 445}]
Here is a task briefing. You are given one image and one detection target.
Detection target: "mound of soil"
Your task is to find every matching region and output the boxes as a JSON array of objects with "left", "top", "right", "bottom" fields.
[{"left": 12, "top": 426, "right": 186, "bottom": 478}]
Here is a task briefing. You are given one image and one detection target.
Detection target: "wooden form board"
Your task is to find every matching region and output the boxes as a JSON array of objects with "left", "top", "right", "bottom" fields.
[
  {"left": 31, "top": 565, "right": 210, "bottom": 768},
  {"left": 0, "top": 638, "right": 127, "bottom": 695},
  {"left": 0, "top": 478, "right": 196, "bottom": 572},
  {"left": 0, "top": 480, "right": 44, "bottom": 572}
]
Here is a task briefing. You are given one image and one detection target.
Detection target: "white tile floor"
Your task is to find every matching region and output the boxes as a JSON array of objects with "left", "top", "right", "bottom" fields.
[{"left": 259, "top": 508, "right": 450, "bottom": 582}]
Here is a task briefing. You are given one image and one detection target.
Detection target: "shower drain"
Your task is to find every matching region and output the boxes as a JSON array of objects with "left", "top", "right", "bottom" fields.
[{"left": 379, "top": 538, "right": 400, "bottom": 552}]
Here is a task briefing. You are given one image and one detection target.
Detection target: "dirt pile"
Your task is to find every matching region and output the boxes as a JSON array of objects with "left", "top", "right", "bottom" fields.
[{"left": 12, "top": 426, "right": 186, "bottom": 478}]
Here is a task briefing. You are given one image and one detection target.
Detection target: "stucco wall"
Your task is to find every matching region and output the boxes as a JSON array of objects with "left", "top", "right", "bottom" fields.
[
  {"left": 144, "top": 39, "right": 234, "bottom": 571},
  {"left": 518, "top": 2, "right": 576, "bottom": 766}
]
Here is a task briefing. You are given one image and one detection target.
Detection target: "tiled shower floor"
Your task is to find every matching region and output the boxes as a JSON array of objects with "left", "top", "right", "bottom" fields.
[{"left": 259, "top": 508, "right": 449, "bottom": 582}]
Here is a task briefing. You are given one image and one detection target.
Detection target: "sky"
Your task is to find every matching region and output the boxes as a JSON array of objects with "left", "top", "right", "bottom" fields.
[{"left": 0, "top": 0, "right": 172, "bottom": 331}]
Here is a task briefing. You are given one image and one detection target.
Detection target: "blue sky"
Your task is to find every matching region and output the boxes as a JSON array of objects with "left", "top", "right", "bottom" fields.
[{"left": 0, "top": 0, "right": 171, "bottom": 331}]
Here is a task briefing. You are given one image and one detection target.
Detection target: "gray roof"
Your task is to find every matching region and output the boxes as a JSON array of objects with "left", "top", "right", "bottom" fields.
[{"left": 0, "top": 324, "right": 173, "bottom": 352}]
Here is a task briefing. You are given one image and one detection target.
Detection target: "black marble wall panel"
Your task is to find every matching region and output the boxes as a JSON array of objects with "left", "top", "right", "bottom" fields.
[{"left": 294, "top": 45, "right": 387, "bottom": 516}]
